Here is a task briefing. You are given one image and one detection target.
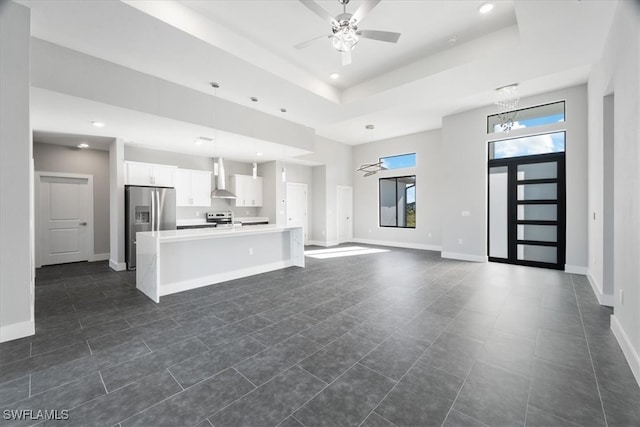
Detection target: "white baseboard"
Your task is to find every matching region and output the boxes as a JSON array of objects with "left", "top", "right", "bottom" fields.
[
  {"left": 586, "top": 273, "right": 614, "bottom": 307},
  {"left": 91, "top": 252, "right": 109, "bottom": 262},
  {"left": 441, "top": 252, "right": 487, "bottom": 263},
  {"left": 159, "top": 260, "right": 295, "bottom": 299},
  {"left": 565, "top": 264, "right": 588, "bottom": 275},
  {"left": 0, "top": 320, "right": 35, "bottom": 343},
  {"left": 610, "top": 315, "right": 640, "bottom": 387},
  {"left": 109, "top": 259, "right": 126, "bottom": 271},
  {"left": 307, "top": 240, "right": 340, "bottom": 247},
  {"left": 352, "top": 238, "right": 441, "bottom": 252}
]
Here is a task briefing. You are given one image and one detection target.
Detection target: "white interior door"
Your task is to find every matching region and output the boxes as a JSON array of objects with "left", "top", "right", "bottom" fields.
[
  {"left": 37, "top": 174, "right": 93, "bottom": 266},
  {"left": 337, "top": 185, "right": 353, "bottom": 243},
  {"left": 286, "top": 182, "right": 308, "bottom": 243}
]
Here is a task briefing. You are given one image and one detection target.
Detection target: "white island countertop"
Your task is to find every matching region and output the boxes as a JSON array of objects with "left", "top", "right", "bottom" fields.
[
  {"left": 141, "top": 224, "right": 297, "bottom": 243},
  {"left": 136, "top": 224, "right": 304, "bottom": 302}
]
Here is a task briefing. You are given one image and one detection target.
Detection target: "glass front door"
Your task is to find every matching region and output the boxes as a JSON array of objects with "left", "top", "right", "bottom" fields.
[{"left": 488, "top": 153, "right": 566, "bottom": 269}]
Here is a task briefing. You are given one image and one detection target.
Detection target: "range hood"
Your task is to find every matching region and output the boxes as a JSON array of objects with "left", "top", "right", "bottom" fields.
[{"left": 211, "top": 158, "right": 236, "bottom": 199}]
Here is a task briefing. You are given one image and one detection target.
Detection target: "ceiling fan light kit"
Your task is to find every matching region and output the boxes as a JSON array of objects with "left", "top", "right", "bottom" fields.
[{"left": 296, "top": 0, "right": 401, "bottom": 66}]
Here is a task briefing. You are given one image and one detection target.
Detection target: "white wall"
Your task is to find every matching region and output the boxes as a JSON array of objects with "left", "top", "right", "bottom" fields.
[
  {"left": 299, "top": 136, "right": 355, "bottom": 246},
  {"left": 351, "top": 130, "right": 441, "bottom": 250},
  {"left": 0, "top": 2, "right": 34, "bottom": 342},
  {"left": 441, "top": 85, "right": 588, "bottom": 265},
  {"left": 33, "top": 142, "right": 111, "bottom": 255},
  {"left": 587, "top": 0, "right": 640, "bottom": 383}
]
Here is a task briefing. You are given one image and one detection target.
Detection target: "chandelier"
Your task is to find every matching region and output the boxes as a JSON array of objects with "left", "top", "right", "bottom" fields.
[
  {"left": 332, "top": 21, "right": 359, "bottom": 52},
  {"left": 495, "top": 84, "right": 520, "bottom": 132},
  {"left": 356, "top": 124, "right": 383, "bottom": 177}
]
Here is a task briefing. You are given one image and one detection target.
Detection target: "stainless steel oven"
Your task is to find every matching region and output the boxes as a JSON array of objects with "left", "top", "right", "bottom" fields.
[{"left": 206, "top": 211, "right": 234, "bottom": 227}]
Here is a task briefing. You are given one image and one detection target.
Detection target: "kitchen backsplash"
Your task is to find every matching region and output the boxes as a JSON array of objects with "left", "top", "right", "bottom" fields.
[{"left": 177, "top": 204, "right": 260, "bottom": 221}]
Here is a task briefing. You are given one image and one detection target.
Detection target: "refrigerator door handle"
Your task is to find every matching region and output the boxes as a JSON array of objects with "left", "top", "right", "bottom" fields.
[{"left": 151, "top": 188, "right": 156, "bottom": 232}]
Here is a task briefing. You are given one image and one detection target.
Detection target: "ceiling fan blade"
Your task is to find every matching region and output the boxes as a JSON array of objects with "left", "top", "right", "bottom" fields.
[
  {"left": 357, "top": 30, "right": 401, "bottom": 43},
  {"left": 298, "top": 0, "right": 337, "bottom": 25},
  {"left": 350, "top": 0, "right": 381, "bottom": 25},
  {"left": 341, "top": 49, "right": 352, "bottom": 66},
  {"left": 294, "top": 34, "right": 332, "bottom": 49}
]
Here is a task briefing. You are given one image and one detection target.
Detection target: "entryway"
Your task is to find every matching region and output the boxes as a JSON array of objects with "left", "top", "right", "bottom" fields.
[
  {"left": 35, "top": 172, "right": 94, "bottom": 267},
  {"left": 488, "top": 153, "right": 566, "bottom": 269}
]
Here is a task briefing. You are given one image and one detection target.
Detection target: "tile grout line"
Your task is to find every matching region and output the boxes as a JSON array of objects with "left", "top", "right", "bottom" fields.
[
  {"left": 28, "top": 374, "right": 31, "bottom": 398},
  {"left": 166, "top": 368, "right": 185, "bottom": 391},
  {"left": 440, "top": 359, "right": 480, "bottom": 427},
  {"left": 232, "top": 367, "right": 259, "bottom": 389},
  {"left": 356, "top": 267, "right": 481, "bottom": 426},
  {"left": 570, "top": 274, "right": 609, "bottom": 427},
  {"left": 523, "top": 379, "right": 534, "bottom": 426},
  {"left": 295, "top": 364, "right": 329, "bottom": 386},
  {"left": 98, "top": 370, "right": 108, "bottom": 393}
]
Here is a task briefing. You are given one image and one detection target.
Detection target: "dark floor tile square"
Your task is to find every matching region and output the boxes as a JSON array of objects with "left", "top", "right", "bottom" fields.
[
  {"left": 425, "top": 294, "right": 469, "bottom": 318},
  {"left": 442, "top": 409, "right": 488, "bottom": 427},
  {"left": 0, "top": 341, "right": 31, "bottom": 365},
  {"left": 525, "top": 404, "right": 581, "bottom": 427},
  {"left": 101, "top": 338, "right": 208, "bottom": 391},
  {"left": 350, "top": 312, "right": 408, "bottom": 344},
  {"left": 250, "top": 314, "right": 319, "bottom": 347},
  {"left": 453, "top": 361, "right": 530, "bottom": 426},
  {"left": 2, "top": 374, "right": 105, "bottom": 427},
  {"left": 234, "top": 335, "right": 321, "bottom": 386},
  {"left": 477, "top": 330, "right": 536, "bottom": 378},
  {"left": 298, "top": 332, "right": 378, "bottom": 383},
  {"left": 210, "top": 366, "right": 325, "bottom": 427},
  {"left": 197, "top": 315, "right": 272, "bottom": 348},
  {"left": 446, "top": 309, "right": 496, "bottom": 342},
  {"left": 121, "top": 368, "right": 254, "bottom": 427},
  {"left": 538, "top": 307, "right": 584, "bottom": 337},
  {"left": 299, "top": 312, "right": 363, "bottom": 346},
  {"left": 302, "top": 294, "right": 361, "bottom": 321},
  {"left": 375, "top": 364, "right": 463, "bottom": 427},
  {"left": 169, "top": 336, "right": 265, "bottom": 388},
  {"left": 493, "top": 303, "right": 539, "bottom": 340},
  {"left": 87, "top": 317, "right": 179, "bottom": 352},
  {"left": 529, "top": 358, "right": 606, "bottom": 426},
  {"left": 0, "top": 376, "right": 29, "bottom": 406},
  {"left": 419, "top": 332, "right": 483, "bottom": 379},
  {"left": 361, "top": 412, "right": 396, "bottom": 427},
  {"left": 48, "top": 371, "right": 180, "bottom": 427},
  {"left": 397, "top": 310, "right": 452, "bottom": 343},
  {"left": 294, "top": 363, "right": 396, "bottom": 427},
  {"left": 359, "top": 334, "right": 430, "bottom": 381},
  {"left": 534, "top": 329, "right": 592, "bottom": 372}
]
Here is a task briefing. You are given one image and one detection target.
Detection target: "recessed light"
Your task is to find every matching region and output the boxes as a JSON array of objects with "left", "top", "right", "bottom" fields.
[
  {"left": 365, "top": 124, "right": 375, "bottom": 130},
  {"left": 479, "top": 3, "right": 494, "bottom": 14},
  {"left": 91, "top": 121, "right": 105, "bottom": 128},
  {"left": 256, "top": 152, "right": 264, "bottom": 157},
  {"left": 77, "top": 143, "right": 89, "bottom": 149},
  {"left": 330, "top": 73, "right": 340, "bottom": 80}
]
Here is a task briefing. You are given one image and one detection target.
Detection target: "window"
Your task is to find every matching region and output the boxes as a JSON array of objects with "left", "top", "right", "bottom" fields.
[
  {"left": 379, "top": 176, "right": 416, "bottom": 228},
  {"left": 489, "top": 131, "right": 565, "bottom": 160},
  {"left": 380, "top": 153, "right": 416, "bottom": 170},
  {"left": 487, "top": 101, "right": 565, "bottom": 134}
]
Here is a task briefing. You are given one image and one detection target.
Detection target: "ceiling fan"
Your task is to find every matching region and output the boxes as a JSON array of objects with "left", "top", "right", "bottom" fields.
[{"left": 295, "top": 0, "right": 401, "bottom": 66}]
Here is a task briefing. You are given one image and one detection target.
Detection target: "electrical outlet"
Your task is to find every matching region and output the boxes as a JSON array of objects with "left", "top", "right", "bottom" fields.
[
  {"left": 620, "top": 289, "right": 624, "bottom": 305},
  {"left": 249, "top": 248, "right": 253, "bottom": 256},
  {"left": 458, "top": 238, "right": 463, "bottom": 245}
]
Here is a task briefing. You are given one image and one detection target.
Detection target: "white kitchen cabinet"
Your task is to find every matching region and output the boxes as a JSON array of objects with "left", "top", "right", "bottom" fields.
[
  {"left": 231, "top": 174, "right": 263, "bottom": 207},
  {"left": 125, "top": 161, "right": 177, "bottom": 187},
  {"left": 175, "top": 168, "right": 212, "bottom": 207}
]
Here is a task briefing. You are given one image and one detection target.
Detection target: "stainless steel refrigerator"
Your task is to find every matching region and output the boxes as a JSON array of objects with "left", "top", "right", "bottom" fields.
[{"left": 125, "top": 185, "right": 176, "bottom": 270}]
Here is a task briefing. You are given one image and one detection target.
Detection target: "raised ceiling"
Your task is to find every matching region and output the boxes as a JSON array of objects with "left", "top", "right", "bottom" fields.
[{"left": 19, "top": 0, "right": 617, "bottom": 158}]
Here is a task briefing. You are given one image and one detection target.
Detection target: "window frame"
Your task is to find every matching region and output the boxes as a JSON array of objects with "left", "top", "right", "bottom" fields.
[
  {"left": 378, "top": 175, "right": 416, "bottom": 229},
  {"left": 487, "top": 101, "right": 566, "bottom": 134},
  {"left": 379, "top": 153, "right": 417, "bottom": 170}
]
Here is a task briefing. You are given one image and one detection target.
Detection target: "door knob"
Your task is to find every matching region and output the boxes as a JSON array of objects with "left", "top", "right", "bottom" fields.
[{"left": 79, "top": 222, "right": 87, "bottom": 226}]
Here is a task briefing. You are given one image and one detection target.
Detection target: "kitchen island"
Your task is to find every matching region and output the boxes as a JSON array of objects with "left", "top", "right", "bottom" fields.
[{"left": 136, "top": 225, "right": 304, "bottom": 302}]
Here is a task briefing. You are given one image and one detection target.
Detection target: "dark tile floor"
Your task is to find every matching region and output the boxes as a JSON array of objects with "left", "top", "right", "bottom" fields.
[{"left": 1, "top": 245, "right": 638, "bottom": 426}]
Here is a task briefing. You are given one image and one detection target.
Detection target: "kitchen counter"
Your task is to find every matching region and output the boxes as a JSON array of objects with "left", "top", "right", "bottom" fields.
[{"left": 136, "top": 225, "right": 304, "bottom": 302}]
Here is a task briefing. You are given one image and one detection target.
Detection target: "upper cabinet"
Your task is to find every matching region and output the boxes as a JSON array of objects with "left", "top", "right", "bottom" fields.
[
  {"left": 231, "top": 174, "right": 263, "bottom": 207},
  {"left": 125, "top": 161, "right": 177, "bottom": 187},
  {"left": 175, "top": 168, "right": 212, "bottom": 207}
]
